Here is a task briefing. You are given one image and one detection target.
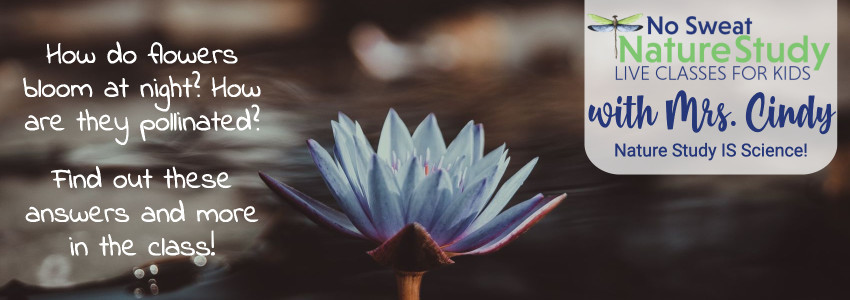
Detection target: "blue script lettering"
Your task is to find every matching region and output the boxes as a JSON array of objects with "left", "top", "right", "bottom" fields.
[
  {"left": 665, "top": 90, "right": 730, "bottom": 132},
  {"left": 746, "top": 93, "right": 834, "bottom": 134},
  {"left": 588, "top": 95, "right": 658, "bottom": 128}
]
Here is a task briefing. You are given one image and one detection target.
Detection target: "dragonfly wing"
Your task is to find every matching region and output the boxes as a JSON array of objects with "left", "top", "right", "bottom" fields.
[
  {"left": 616, "top": 25, "right": 643, "bottom": 32},
  {"left": 588, "top": 14, "right": 614, "bottom": 25},
  {"left": 617, "top": 13, "right": 644, "bottom": 25},
  {"left": 588, "top": 25, "right": 615, "bottom": 32}
]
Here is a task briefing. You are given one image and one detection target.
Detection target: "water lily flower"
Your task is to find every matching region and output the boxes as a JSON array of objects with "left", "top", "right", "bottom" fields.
[{"left": 259, "top": 109, "right": 565, "bottom": 299}]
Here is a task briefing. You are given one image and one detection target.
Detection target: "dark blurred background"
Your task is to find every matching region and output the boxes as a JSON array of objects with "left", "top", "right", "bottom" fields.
[{"left": 0, "top": 0, "right": 849, "bottom": 299}]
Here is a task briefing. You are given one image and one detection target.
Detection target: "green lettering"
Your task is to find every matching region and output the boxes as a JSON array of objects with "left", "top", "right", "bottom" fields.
[
  {"left": 620, "top": 35, "right": 642, "bottom": 62},
  {"left": 736, "top": 35, "right": 751, "bottom": 63}
]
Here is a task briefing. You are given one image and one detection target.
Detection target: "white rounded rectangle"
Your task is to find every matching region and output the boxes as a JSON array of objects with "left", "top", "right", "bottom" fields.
[{"left": 584, "top": 0, "right": 837, "bottom": 174}]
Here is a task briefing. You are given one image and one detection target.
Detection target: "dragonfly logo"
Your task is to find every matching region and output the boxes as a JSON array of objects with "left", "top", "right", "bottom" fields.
[{"left": 587, "top": 13, "right": 644, "bottom": 58}]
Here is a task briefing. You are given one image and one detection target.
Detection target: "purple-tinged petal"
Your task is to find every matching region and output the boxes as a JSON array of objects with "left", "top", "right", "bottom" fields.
[
  {"left": 472, "top": 123, "right": 484, "bottom": 163},
  {"left": 368, "top": 154, "right": 405, "bottom": 240},
  {"left": 259, "top": 172, "right": 366, "bottom": 239},
  {"left": 425, "top": 169, "right": 463, "bottom": 231},
  {"left": 430, "top": 178, "right": 488, "bottom": 245},
  {"left": 367, "top": 223, "right": 454, "bottom": 272},
  {"left": 460, "top": 168, "right": 496, "bottom": 217},
  {"left": 412, "top": 113, "right": 447, "bottom": 157},
  {"left": 443, "top": 193, "right": 544, "bottom": 253},
  {"left": 467, "top": 157, "right": 538, "bottom": 233},
  {"left": 441, "top": 212, "right": 478, "bottom": 246},
  {"left": 307, "top": 140, "right": 380, "bottom": 240},
  {"left": 398, "top": 155, "right": 424, "bottom": 213},
  {"left": 464, "top": 153, "right": 508, "bottom": 204},
  {"left": 406, "top": 169, "right": 453, "bottom": 227},
  {"left": 377, "top": 109, "right": 414, "bottom": 162},
  {"left": 331, "top": 122, "right": 371, "bottom": 210},
  {"left": 449, "top": 193, "right": 565, "bottom": 256},
  {"left": 444, "top": 157, "right": 508, "bottom": 243},
  {"left": 333, "top": 142, "right": 365, "bottom": 203}
]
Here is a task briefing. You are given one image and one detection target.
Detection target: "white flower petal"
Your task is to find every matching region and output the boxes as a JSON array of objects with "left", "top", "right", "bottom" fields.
[
  {"left": 367, "top": 154, "right": 405, "bottom": 239},
  {"left": 398, "top": 155, "right": 424, "bottom": 215},
  {"left": 338, "top": 112, "right": 356, "bottom": 133},
  {"left": 472, "top": 123, "right": 484, "bottom": 163},
  {"left": 412, "top": 113, "right": 447, "bottom": 157},
  {"left": 466, "top": 157, "right": 538, "bottom": 233},
  {"left": 406, "top": 169, "right": 452, "bottom": 227},
  {"left": 259, "top": 172, "right": 366, "bottom": 239},
  {"left": 306, "top": 140, "right": 380, "bottom": 240},
  {"left": 450, "top": 194, "right": 565, "bottom": 255},
  {"left": 465, "top": 150, "right": 508, "bottom": 193},
  {"left": 430, "top": 178, "right": 489, "bottom": 244},
  {"left": 467, "top": 144, "right": 506, "bottom": 179},
  {"left": 377, "top": 109, "right": 414, "bottom": 162},
  {"left": 353, "top": 122, "right": 376, "bottom": 155},
  {"left": 444, "top": 193, "right": 547, "bottom": 253},
  {"left": 443, "top": 121, "right": 475, "bottom": 169},
  {"left": 331, "top": 122, "right": 368, "bottom": 202}
]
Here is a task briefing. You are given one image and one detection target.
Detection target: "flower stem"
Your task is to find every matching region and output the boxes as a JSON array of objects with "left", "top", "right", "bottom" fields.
[{"left": 395, "top": 271, "right": 425, "bottom": 300}]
